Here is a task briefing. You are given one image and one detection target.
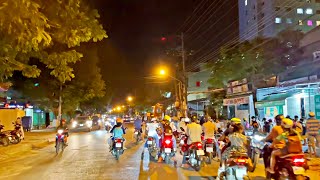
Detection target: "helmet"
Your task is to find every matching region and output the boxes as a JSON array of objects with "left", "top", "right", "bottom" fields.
[
  {"left": 309, "top": 112, "right": 315, "bottom": 117},
  {"left": 151, "top": 118, "right": 157, "bottom": 122},
  {"left": 281, "top": 118, "right": 293, "bottom": 128},
  {"left": 231, "top": 117, "right": 241, "bottom": 124},
  {"left": 183, "top": 117, "right": 190, "bottom": 123},
  {"left": 61, "top": 119, "right": 66, "bottom": 123},
  {"left": 164, "top": 115, "right": 171, "bottom": 121},
  {"left": 116, "top": 118, "right": 123, "bottom": 123}
]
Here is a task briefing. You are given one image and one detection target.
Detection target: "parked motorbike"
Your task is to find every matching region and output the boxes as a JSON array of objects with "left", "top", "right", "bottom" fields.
[
  {"left": 160, "top": 135, "right": 176, "bottom": 165},
  {"left": 204, "top": 137, "right": 216, "bottom": 164},
  {"left": 0, "top": 125, "right": 9, "bottom": 147},
  {"left": 219, "top": 152, "right": 250, "bottom": 180},
  {"left": 10, "top": 122, "right": 23, "bottom": 143},
  {"left": 134, "top": 128, "right": 142, "bottom": 144},
  {"left": 55, "top": 129, "right": 66, "bottom": 154},
  {"left": 111, "top": 137, "right": 124, "bottom": 160},
  {"left": 249, "top": 133, "right": 266, "bottom": 172},
  {"left": 265, "top": 153, "right": 309, "bottom": 180}
]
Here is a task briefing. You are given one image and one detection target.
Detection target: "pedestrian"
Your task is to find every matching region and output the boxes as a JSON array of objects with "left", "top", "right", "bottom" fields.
[
  {"left": 306, "top": 112, "right": 320, "bottom": 157},
  {"left": 293, "top": 115, "right": 303, "bottom": 135},
  {"left": 251, "top": 116, "right": 259, "bottom": 133},
  {"left": 263, "top": 119, "right": 271, "bottom": 133},
  {"left": 16, "top": 117, "right": 24, "bottom": 140}
]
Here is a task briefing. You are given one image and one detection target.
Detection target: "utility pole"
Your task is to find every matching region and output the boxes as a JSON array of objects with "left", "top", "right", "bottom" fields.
[
  {"left": 58, "top": 84, "right": 62, "bottom": 124},
  {"left": 181, "top": 32, "right": 188, "bottom": 117}
]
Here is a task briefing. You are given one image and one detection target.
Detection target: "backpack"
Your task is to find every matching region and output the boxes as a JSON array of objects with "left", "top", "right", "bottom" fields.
[{"left": 287, "top": 135, "right": 302, "bottom": 153}]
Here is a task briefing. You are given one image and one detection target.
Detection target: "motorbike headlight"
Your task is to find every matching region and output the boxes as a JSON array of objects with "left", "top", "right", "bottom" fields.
[
  {"left": 86, "top": 121, "right": 92, "bottom": 127},
  {"left": 57, "top": 130, "right": 64, "bottom": 134},
  {"left": 253, "top": 135, "right": 264, "bottom": 141}
]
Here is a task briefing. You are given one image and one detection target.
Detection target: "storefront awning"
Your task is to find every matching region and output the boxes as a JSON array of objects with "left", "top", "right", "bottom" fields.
[{"left": 255, "top": 92, "right": 298, "bottom": 108}]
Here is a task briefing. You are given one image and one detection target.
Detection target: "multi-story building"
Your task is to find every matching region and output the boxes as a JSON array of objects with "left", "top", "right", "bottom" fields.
[{"left": 239, "top": 0, "right": 320, "bottom": 41}]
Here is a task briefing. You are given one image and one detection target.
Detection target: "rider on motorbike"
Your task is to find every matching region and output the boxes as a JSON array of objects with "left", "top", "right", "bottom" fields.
[
  {"left": 134, "top": 115, "right": 142, "bottom": 133},
  {"left": 145, "top": 118, "right": 160, "bottom": 149},
  {"left": 266, "top": 118, "right": 303, "bottom": 174},
  {"left": 202, "top": 116, "right": 216, "bottom": 140},
  {"left": 56, "top": 119, "right": 69, "bottom": 145},
  {"left": 181, "top": 116, "right": 202, "bottom": 168},
  {"left": 158, "top": 116, "right": 177, "bottom": 162},
  {"left": 110, "top": 118, "right": 126, "bottom": 150},
  {"left": 16, "top": 117, "right": 24, "bottom": 140}
]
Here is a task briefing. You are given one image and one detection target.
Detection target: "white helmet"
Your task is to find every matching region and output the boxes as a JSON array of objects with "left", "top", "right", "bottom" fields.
[
  {"left": 151, "top": 118, "right": 157, "bottom": 122},
  {"left": 183, "top": 118, "right": 190, "bottom": 123}
]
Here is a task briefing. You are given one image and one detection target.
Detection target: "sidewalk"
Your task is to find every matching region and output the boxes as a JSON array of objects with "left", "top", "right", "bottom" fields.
[{"left": 0, "top": 131, "right": 55, "bottom": 161}]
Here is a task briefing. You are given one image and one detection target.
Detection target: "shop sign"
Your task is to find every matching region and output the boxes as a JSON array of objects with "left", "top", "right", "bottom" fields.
[
  {"left": 255, "top": 100, "right": 285, "bottom": 108},
  {"left": 223, "top": 96, "right": 249, "bottom": 106},
  {"left": 314, "top": 95, "right": 320, "bottom": 119}
]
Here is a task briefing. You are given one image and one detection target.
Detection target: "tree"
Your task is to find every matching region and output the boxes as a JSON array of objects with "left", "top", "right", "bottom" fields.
[
  {"left": 0, "top": 0, "right": 107, "bottom": 82},
  {"left": 207, "top": 30, "right": 304, "bottom": 88}
]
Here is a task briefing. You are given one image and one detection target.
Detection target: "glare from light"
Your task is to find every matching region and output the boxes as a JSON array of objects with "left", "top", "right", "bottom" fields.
[{"left": 160, "top": 69, "right": 166, "bottom": 75}]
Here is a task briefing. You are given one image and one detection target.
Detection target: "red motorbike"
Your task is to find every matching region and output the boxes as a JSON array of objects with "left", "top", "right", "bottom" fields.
[
  {"left": 204, "top": 138, "right": 216, "bottom": 164},
  {"left": 161, "top": 135, "right": 176, "bottom": 164}
]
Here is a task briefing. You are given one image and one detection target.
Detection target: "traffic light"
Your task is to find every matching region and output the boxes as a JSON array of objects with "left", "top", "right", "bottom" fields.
[{"left": 161, "top": 37, "right": 167, "bottom": 41}]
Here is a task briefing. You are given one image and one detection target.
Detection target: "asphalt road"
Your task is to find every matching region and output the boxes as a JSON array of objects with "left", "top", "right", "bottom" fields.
[{"left": 0, "top": 123, "right": 319, "bottom": 180}]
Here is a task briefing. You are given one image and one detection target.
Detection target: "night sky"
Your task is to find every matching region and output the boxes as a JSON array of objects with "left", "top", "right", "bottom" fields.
[{"left": 89, "top": 0, "right": 238, "bottom": 103}]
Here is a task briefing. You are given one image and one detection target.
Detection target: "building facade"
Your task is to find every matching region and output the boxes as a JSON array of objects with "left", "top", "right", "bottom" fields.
[{"left": 239, "top": 0, "right": 320, "bottom": 41}]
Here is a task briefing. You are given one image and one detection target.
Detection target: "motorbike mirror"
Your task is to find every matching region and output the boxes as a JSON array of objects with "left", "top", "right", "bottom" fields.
[{"left": 180, "top": 127, "right": 185, "bottom": 132}]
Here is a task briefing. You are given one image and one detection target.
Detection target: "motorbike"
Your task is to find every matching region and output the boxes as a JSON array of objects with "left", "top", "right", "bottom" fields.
[
  {"left": 134, "top": 128, "right": 142, "bottom": 144},
  {"left": 160, "top": 135, "right": 176, "bottom": 165},
  {"left": 204, "top": 137, "right": 216, "bottom": 164},
  {"left": 180, "top": 128, "right": 204, "bottom": 171},
  {"left": 265, "top": 153, "right": 309, "bottom": 180},
  {"left": 249, "top": 133, "right": 266, "bottom": 172},
  {"left": 219, "top": 152, "right": 250, "bottom": 180},
  {"left": 55, "top": 129, "right": 66, "bottom": 154},
  {"left": 111, "top": 137, "right": 124, "bottom": 160},
  {"left": 146, "top": 136, "right": 158, "bottom": 160},
  {"left": 0, "top": 125, "right": 9, "bottom": 147},
  {"left": 10, "top": 122, "right": 23, "bottom": 143}
]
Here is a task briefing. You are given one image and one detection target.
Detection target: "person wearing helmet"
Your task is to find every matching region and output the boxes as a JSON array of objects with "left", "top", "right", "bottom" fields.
[
  {"left": 109, "top": 118, "right": 127, "bottom": 150},
  {"left": 181, "top": 116, "right": 202, "bottom": 168},
  {"left": 267, "top": 118, "right": 302, "bottom": 174},
  {"left": 178, "top": 117, "right": 190, "bottom": 133},
  {"left": 56, "top": 119, "right": 69, "bottom": 145},
  {"left": 306, "top": 112, "right": 320, "bottom": 157},
  {"left": 158, "top": 116, "right": 177, "bottom": 162}
]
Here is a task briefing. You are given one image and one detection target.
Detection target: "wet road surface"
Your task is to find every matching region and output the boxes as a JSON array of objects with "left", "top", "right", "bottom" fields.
[{"left": 0, "top": 123, "right": 319, "bottom": 180}]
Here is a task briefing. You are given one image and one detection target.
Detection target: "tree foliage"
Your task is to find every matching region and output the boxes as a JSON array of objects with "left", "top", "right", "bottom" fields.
[
  {"left": 0, "top": 0, "right": 107, "bottom": 82},
  {"left": 208, "top": 30, "right": 304, "bottom": 88}
]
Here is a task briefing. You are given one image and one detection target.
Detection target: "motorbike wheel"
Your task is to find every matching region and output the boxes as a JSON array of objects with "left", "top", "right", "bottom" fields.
[
  {"left": 194, "top": 164, "right": 201, "bottom": 171},
  {"left": 11, "top": 135, "right": 20, "bottom": 144},
  {"left": 56, "top": 141, "right": 60, "bottom": 154},
  {"left": 165, "top": 155, "right": 170, "bottom": 164},
  {"left": 115, "top": 150, "right": 120, "bottom": 160},
  {"left": 250, "top": 152, "right": 260, "bottom": 172},
  {"left": 207, "top": 153, "right": 212, "bottom": 164},
  {"left": 1, "top": 137, "right": 9, "bottom": 147}
]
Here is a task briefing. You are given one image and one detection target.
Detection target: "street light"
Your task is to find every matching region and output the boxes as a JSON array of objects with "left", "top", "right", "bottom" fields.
[
  {"left": 127, "top": 96, "right": 133, "bottom": 102},
  {"left": 159, "top": 69, "right": 166, "bottom": 75},
  {"left": 117, "top": 106, "right": 121, "bottom": 111}
]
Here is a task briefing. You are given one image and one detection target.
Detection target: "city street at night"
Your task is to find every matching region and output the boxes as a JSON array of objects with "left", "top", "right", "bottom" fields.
[{"left": 0, "top": 123, "right": 319, "bottom": 180}]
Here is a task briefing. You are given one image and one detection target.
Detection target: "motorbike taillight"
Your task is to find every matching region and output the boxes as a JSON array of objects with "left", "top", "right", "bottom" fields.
[
  {"left": 165, "top": 139, "right": 171, "bottom": 145},
  {"left": 234, "top": 158, "right": 247, "bottom": 165},
  {"left": 116, "top": 139, "right": 122, "bottom": 143},
  {"left": 206, "top": 138, "right": 213, "bottom": 144},
  {"left": 148, "top": 137, "right": 153, "bottom": 141},
  {"left": 197, "top": 142, "right": 202, "bottom": 149},
  {"left": 292, "top": 157, "right": 305, "bottom": 166}
]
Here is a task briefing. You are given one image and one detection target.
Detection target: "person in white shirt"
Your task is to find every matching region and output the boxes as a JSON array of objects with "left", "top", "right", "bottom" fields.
[{"left": 145, "top": 118, "right": 160, "bottom": 148}]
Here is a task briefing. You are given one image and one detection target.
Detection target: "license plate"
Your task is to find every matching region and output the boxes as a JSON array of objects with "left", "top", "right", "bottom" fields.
[
  {"left": 197, "top": 150, "right": 205, "bottom": 156},
  {"left": 80, "top": 124, "right": 84, "bottom": 127},
  {"left": 147, "top": 141, "right": 152, "bottom": 145},
  {"left": 164, "top": 148, "right": 171, "bottom": 153},
  {"left": 180, "top": 140, "right": 184, "bottom": 144},
  {"left": 206, "top": 147, "right": 213, "bottom": 152},
  {"left": 134, "top": 132, "right": 138, "bottom": 135},
  {"left": 293, "top": 166, "right": 305, "bottom": 175},
  {"left": 116, "top": 143, "right": 122, "bottom": 148}
]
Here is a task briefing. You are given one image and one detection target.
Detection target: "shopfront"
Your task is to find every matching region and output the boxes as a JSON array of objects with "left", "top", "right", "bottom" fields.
[
  {"left": 223, "top": 95, "right": 255, "bottom": 120},
  {"left": 255, "top": 100, "right": 285, "bottom": 120}
]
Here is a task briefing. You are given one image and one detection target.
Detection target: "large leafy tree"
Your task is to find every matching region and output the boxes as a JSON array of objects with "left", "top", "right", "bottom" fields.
[
  {"left": 207, "top": 30, "right": 303, "bottom": 88},
  {"left": 0, "top": 0, "right": 107, "bottom": 83}
]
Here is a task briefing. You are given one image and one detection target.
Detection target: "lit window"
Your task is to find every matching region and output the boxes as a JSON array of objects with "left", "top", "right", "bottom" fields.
[
  {"left": 286, "top": 18, "right": 293, "bottom": 24},
  {"left": 299, "top": 20, "right": 303, "bottom": 25},
  {"left": 307, "top": 20, "right": 313, "bottom": 26},
  {"left": 317, "top": 21, "right": 320, "bottom": 26},
  {"left": 297, "top": 8, "right": 304, "bottom": 14},
  {"left": 275, "top": 17, "right": 282, "bottom": 23},
  {"left": 306, "top": 8, "right": 313, "bottom": 14},
  {"left": 245, "top": 0, "right": 247, "bottom": 6}
]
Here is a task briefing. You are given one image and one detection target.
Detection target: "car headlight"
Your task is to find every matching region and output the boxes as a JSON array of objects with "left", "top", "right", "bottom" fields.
[
  {"left": 253, "top": 135, "right": 264, "bottom": 141},
  {"left": 72, "top": 121, "right": 77, "bottom": 127},
  {"left": 57, "top": 130, "right": 64, "bottom": 134},
  {"left": 86, "top": 120, "right": 92, "bottom": 127}
]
